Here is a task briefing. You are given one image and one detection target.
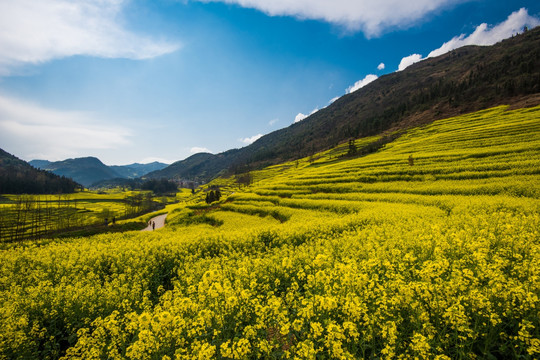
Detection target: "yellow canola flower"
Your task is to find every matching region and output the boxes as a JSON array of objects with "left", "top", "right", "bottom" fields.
[{"left": 0, "top": 104, "right": 539, "bottom": 360}]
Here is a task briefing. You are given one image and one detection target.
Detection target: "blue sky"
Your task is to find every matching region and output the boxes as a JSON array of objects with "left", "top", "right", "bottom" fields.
[{"left": 0, "top": 0, "right": 539, "bottom": 165}]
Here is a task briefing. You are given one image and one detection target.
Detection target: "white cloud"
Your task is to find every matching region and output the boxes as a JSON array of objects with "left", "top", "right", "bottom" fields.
[
  {"left": 0, "top": 0, "right": 181, "bottom": 75},
  {"left": 268, "top": 118, "right": 279, "bottom": 126},
  {"left": 190, "top": 147, "right": 212, "bottom": 154},
  {"left": 428, "top": 8, "right": 540, "bottom": 58},
  {"left": 377, "top": 62, "right": 385, "bottom": 70},
  {"left": 0, "top": 94, "right": 131, "bottom": 161},
  {"left": 397, "top": 8, "right": 539, "bottom": 72},
  {"left": 294, "top": 113, "right": 308, "bottom": 123},
  {"left": 196, "top": 0, "right": 465, "bottom": 37},
  {"left": 294, "top": 107, "right": 319, "bottom": 123},
  {"left": 398, "top": 54, "right": 423, "bottom": 71},
  {"left": 240, "top": 133, "right": 263, "bottom": 145},
  {"left": 329, "top": 96, "right": 340, "bottom": 104},
  {"left": 346, "top": 74, "right": 378, "bottom": 93}
]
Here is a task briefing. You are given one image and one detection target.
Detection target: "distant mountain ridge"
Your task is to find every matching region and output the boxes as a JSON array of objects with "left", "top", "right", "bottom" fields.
[
  {"left": 0, "top": 148, "right": 81, "bottom": 194},
  {"left": 29, "top": 157, "right": 118, "bottom": 187},
  {"left": 147, "top": 27, "right": 540, "bottom": 182},
  {"left": 110, "top": 162, "right": 169, "bottom": 179},
  {"left": 30, "top": 158, "right": 168, "bottom": 187}
]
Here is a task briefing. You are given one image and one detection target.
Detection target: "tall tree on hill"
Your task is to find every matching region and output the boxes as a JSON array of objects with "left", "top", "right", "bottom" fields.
[{"left": 347, "top": 139, "right": 358, "bottom": 156}]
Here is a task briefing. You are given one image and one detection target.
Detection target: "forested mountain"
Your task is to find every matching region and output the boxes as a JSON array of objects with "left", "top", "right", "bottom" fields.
[
  {"left": 28, "top": 160, "right": 52, "bottom": 169},
  {"left": 30, "top": 157, "right": 120, "bottom": 188},
  {"left": 148, "top": 27, "right": 540, "bottom": 182},
  {"left": 0, "top": 149, "right": 81, "bottom": 194},
  {"left": 30, "top": 158, "right": 168, "bottom": 187}
]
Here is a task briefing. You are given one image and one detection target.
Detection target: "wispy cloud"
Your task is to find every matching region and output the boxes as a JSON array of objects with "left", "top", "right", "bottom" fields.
[
  {"left": 398, "top": 8, "right": 540, "bottom": 71},
  {"left": 0, "top": 94, "right": 131, "bottom": 161},
  {"left": 346, "top": 74, "right": 378, "bottom": 93},
  {"left": 239, "top": 134, "right": 263, "bottom": 145},
  {"left": 0, "top": 0, "right": 181, "bottom": 75},
  {"left": 268, "top": 118, "right": 279, "bottom": 126},
  {"left": 190, "top": 147, "right": 212, "bottom": 154},
  {"left": 196, "top": 0, "right": 466, "bottom": 37},
  {"left": 377, "top": 63, "right": 385, "bottom": 70}
]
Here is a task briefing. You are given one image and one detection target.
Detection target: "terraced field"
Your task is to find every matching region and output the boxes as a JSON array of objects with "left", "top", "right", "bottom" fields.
[{"left": 1, "top": 105, "right": 539, "bottom": 359}]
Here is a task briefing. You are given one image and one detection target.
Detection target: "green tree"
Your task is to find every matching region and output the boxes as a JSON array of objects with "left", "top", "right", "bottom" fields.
[
  {"left": 347, "top": 139, "right": 357, "bottom": 156},
  {"left": 236, "top": 172, "right": 252, "bottom": 188}
]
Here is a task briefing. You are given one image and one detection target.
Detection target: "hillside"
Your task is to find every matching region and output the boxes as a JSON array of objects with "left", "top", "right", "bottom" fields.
[
  {"left": 144, "top": 151, "right": 239, "bottom": 182},
  {"left": 2, "top": 105, "right": 538, "bottom": 359},
  {"left": 148, "top": 27, "right": 540, "bottom": 182},
  {"left": 0, "top": 148, "right": 81, "bottom": 194}
]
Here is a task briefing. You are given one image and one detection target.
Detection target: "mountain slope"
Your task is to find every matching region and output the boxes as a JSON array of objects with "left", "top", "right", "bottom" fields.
[
  {"left": 149, "top": 27, "right": 540, "bottom": 182},
  {"left": 0, "top": 149, "right": 81, "bottom": 194},
  {"left": 144, "top": 151, "right": 240, "bottom": 182}
]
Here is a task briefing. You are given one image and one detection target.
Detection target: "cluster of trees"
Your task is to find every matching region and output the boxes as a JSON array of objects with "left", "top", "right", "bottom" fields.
[
  {"left": 124, "top": 193, "right": 161, "bottom": 216},
  {"left": 0, "top": 167, "right": 81, "bottom": 194},
  {"left": 0, "top": 148, "right": 82, "bottom": 194},
  {"left": 141, "top": 179, "right": 178, "bottom": 194},
  {"left": 205, "top": 188, "right": 221, "bottom": 204},
  {"left": 236, "top": 172, "right": 252, "bottom": 187},
  {"left": 342, "top": 133, "right": 402, "bottom": 160}
]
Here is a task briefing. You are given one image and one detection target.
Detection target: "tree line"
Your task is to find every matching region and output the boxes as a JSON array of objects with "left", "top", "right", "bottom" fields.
[
  {"left": 0, "top": 193, "right": 163, "bottom": 242},
  {"left": 141, "top": 179, "right": 178, "bottom": 194},
  {"left": 0, "top": 166, "right": 82, "bottom": 194}
]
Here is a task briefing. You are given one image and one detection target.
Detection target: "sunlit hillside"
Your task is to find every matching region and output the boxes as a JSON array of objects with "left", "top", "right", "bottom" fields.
[
  {"left": 147, "top": 27, "right": 540, "bottom": 182},
  {"left": 1, "top": 105, "right": 539, "bottom": 359}
]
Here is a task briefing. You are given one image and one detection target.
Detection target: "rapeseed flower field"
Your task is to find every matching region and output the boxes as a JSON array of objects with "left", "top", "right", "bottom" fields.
[{"left": 0, "top": 105, "right": 539, "bottom": 359}]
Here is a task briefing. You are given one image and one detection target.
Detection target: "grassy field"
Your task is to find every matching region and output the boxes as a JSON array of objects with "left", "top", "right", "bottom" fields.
[{"left": 0, "top": 105, "right": 539, "bottom": 359}]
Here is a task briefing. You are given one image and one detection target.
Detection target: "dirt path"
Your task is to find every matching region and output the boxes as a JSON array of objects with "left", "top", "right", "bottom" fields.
[{"left": 142, "top": 213, "right": 168, "bottom": 231}]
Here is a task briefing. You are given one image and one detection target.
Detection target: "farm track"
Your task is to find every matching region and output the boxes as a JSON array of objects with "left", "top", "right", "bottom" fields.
[{"left": 142, "top": 213, "right": 168, "bottom": 231}]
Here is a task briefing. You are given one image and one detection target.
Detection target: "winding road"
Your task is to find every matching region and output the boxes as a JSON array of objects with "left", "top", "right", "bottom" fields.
[{"left": 142, "top": 213, "right": 168, "bottom": 231}]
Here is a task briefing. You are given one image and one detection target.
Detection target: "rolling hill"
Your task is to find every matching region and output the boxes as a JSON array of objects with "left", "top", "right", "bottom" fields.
[{"left": 148, "top": 26, "right": 540, "bottom": 183}]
